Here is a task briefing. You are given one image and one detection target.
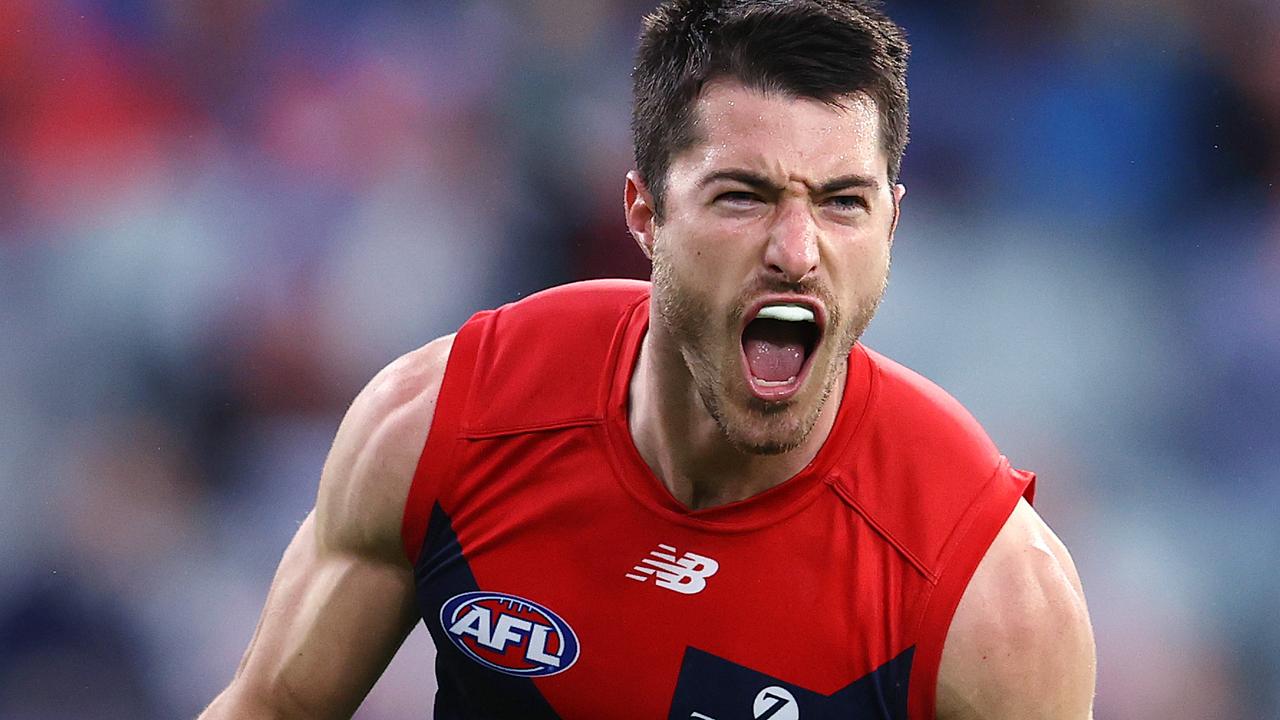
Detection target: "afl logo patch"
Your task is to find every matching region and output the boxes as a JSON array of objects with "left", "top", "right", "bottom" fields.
[{"left": 440, "top": 591, "right": 580, "bottom": 677}]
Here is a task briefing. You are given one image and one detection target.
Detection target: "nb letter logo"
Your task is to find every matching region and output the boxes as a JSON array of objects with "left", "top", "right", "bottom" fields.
[{"left": 626, "top": 544, "right": 719, "bottom": 595}]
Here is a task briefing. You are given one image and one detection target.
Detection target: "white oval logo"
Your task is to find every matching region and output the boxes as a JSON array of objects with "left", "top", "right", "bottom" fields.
[{"left": 439, "top": 591, "right": 579, "bottom": 677}]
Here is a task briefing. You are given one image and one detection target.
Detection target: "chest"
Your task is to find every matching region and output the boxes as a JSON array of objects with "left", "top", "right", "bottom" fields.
[{"left": 412, "top": 431, "right": 918, "bottom": 719}]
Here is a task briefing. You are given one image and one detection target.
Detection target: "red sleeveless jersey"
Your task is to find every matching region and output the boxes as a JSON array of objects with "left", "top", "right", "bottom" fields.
[{"left": 401, "top": 280, "right": 1034, "bottom": 720}]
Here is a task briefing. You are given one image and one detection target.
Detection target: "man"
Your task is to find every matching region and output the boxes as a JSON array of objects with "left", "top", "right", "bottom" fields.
[{"left": 201, "top": 1, "right": 1096, "bottom": 718}]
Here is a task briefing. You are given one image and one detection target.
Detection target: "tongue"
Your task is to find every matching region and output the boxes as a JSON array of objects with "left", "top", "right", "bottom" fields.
[{"left": 742, "top": 319, "right": 807, "bottom": 382}]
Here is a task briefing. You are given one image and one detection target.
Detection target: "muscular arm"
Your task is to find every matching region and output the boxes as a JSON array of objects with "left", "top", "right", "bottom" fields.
[
  {"left": 200, "top": 334, "right": 455, "bottom": 719},
  {"left": 936, "top": 499, "right": 1097, "bottom": 720}
]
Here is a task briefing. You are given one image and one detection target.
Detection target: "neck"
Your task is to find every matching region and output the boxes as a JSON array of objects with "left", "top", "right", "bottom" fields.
[{"left": 627, "top": 317, "right": 846, "bottom": 511}]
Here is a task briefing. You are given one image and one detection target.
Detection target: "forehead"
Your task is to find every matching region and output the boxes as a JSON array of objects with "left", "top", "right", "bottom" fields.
[{"left": 675, "top": 80, "right": 887, "bottom": 184}]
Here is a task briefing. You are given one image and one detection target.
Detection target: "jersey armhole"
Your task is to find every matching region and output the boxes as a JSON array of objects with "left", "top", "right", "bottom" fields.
[
  {"left": 400, "top": 313, "right": 490, "bottom": 565},
  {"left": 906, "top": 457, "right": 1037, "bottom": 720}
]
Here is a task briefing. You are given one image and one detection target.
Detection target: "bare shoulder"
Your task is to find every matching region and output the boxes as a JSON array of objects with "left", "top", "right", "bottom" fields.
[
  {"left": 936, "top": 498, "right": 1097, "bottom": 720},
  {"left": 315, "top": 333, "right": 456, "bottom": 562}
]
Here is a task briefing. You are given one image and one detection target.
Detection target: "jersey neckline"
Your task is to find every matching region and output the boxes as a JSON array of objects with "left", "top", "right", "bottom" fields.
[{"left": 602, "top": 292, "right": 876, "bottom": 533}]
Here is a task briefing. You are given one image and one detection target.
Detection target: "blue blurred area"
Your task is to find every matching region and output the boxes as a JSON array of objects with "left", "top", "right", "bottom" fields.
[{"left": 1, "top": 1, "right": 1276, "bottom": 717}]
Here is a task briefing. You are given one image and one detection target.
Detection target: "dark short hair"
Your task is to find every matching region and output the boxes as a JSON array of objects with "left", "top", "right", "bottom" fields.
[{"left": 631, "top": 0, "right": 910, "bottom": 220}]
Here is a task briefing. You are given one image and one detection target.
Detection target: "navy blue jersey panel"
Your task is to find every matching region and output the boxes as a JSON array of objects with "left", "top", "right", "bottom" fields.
[
  {"left": 667, "top": 646, "right": 913, "bottom": 720},
  {"left": 415, "top": 502, "right": 563, "bottom": 720}
]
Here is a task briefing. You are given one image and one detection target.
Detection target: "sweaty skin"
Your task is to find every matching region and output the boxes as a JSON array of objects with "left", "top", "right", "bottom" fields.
[
  {"left": 201, "top": 83, "right": 1096, "bottom": 719},
  {"left": 624, "top": 80, "right": 902, "bottom": 510},
  {"left": 938, "top": 499, "right": 1097, "bottom": 720},
  {"left": 199, "top": 335, "right": 453, "bottom": 719}
]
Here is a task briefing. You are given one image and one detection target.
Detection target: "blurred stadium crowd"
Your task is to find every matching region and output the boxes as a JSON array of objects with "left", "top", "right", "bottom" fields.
[{"left": 1, "top": 0, "right": 1277, "bottom": 717}]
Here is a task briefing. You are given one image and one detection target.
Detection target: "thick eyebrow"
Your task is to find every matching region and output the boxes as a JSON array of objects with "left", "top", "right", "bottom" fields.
[
  {"left": 697, "top": 169, "right": 780, "bottom": 193},
  {"left": 697, "top": 168, "right": 881, "bottom": 195},
  {"left": 814, "top": 173, "right": 881, "bottom": 195}
]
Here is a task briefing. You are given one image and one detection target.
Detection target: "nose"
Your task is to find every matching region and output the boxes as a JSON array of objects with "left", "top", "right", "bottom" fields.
[{"left": 763, "top": 199, "right": 819, "bottom": 283}]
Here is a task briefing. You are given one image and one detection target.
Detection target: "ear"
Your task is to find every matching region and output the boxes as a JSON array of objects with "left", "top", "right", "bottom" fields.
[
  {"left": 625, "top": 170, "right": 658, "bottom": 260},
  {"left": 888, "top": 182, "right": 906, "bottom": 246}
]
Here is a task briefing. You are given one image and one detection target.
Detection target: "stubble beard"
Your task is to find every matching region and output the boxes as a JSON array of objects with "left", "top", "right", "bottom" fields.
[{"left": 651, "top": 248, "right": 888, "bottom": 457}]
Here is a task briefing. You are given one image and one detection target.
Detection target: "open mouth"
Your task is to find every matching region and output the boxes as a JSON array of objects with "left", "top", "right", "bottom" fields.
[{"left": 739, "top": 299, "right": 824, "bottom": 401}]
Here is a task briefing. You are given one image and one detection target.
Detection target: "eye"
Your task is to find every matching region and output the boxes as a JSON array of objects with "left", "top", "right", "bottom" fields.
[
  {"left": 715, "top": 191, "right": 763, "bottom": 207},
  {"left": 824, "top": 195, "right": 869, "bottom": 213}
]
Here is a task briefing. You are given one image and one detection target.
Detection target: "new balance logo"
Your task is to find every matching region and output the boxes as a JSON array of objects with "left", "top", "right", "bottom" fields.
[{"left": 626, "top": 544, "right": 719, "bottom": 595}]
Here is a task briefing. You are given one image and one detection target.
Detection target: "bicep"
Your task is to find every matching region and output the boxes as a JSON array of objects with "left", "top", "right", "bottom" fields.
[
  {"left": 202, "top": 337, "right": 454, "bottom": 719},
  {"left": 936, "top": 499, "right": 1096, "bottom": 720},
  {"left": 204, "top": 511, "right": 418, "bottom": 719}
]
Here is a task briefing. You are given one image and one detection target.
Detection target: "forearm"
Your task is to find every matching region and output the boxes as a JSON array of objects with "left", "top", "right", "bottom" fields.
[
  {"left": 201, "top": 514, "right": 418, "bottom": 720},
  {"left": 199, "top": 631, "right": 375, "bottom": 720},
  {"left": 198, "top": 681, "right": 303, "bottom": 720}
]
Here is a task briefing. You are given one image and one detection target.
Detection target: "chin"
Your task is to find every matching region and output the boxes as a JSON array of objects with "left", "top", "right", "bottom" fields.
[
  {"left": 707, "top": 381, "right": 831, "bottom": 457},
  {"left": 727, "top": 431, "right": 806, "bottom": 456}
]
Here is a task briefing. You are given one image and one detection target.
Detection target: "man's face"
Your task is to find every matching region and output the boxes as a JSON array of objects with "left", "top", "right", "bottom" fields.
[{"left": 641, "top": 80, "right": 903, "bottom": 455}]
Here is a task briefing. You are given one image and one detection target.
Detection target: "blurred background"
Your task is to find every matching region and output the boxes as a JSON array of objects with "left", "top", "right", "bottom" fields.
[{"left": 1, "top": 0, "right": 1277, "bottom": 717}]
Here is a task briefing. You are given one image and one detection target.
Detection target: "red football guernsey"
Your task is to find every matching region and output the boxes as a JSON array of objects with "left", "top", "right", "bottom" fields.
[{"left": 401, "top": 280, "right": 1035, "bottom": 720}]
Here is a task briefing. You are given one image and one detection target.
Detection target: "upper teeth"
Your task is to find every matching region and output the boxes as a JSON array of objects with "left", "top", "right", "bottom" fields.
[{"left": 756, "top": 304, "right": 815, "bottom": 323}]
